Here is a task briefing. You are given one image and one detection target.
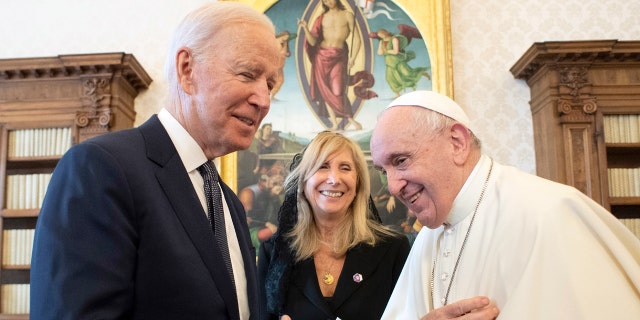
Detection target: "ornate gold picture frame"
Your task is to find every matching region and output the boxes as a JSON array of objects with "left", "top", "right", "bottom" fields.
[{"left": 220, "top": 0, "right": 453, "bottom": 190}]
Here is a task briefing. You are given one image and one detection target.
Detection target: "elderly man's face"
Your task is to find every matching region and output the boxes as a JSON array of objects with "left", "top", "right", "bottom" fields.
[
  {"left": 183, "top": 22, "right": 282, "bottom": 159},
  {"left": 370, "top": 106, "right": 459, "bottom": 229}
]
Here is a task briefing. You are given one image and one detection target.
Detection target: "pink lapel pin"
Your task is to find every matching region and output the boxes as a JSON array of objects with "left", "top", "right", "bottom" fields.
[{"left": 352, "top": 273, "right": 363, "bottom": 283}]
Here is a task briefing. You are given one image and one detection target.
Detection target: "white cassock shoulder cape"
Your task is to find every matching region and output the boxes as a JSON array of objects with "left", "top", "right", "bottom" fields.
[{"left": 382, "top": 155, "right": 640, "bottom": 320}]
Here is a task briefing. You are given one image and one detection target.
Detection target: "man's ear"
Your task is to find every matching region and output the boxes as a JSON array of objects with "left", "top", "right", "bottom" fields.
[
  {"left": 176, "top": 47, "right": 194, "bottom": 95},
  {"left": 450, "top": 123, "right": 471, "bottom": 165}
]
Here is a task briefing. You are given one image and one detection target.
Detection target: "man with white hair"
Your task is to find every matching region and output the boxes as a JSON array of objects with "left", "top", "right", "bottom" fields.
[
  {"left": 31, "top": 2, "right": 282, "bottom": 319},
  {"left": 371, "top": 90, "right": 640, "bottom": 319}
]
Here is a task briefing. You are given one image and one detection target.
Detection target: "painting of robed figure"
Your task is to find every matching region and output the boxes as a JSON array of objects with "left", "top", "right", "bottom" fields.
[{"left": 231, "top": 0, "right": 449, "bottom": 249}]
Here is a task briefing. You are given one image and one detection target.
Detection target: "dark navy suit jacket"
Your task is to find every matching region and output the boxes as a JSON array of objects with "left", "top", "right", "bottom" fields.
[{"left": 30, "top": 115, "right": 259, "bottom": 319}]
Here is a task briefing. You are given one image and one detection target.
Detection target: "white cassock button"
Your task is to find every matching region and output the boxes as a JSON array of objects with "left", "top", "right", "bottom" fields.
[
  {"left": 444, "top": 250, "right": 451, "bottom": 257},
  {"left": 441, "top": 297, "right": 446, "bottom": 304},
  {"left": 441, "top": 273, "right": 449, "bottom": 281}
]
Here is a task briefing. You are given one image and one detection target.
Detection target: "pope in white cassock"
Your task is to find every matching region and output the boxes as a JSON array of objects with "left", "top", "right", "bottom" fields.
[{"left": 370, "top": 90, "right": 640, "bottom": 320}]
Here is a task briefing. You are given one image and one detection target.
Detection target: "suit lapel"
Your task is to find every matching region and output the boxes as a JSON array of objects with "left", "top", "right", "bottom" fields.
[
  {"left": 140, "top": 116, "right": 240, "bottom": 319},
  {"left": 332, "top": 242, "right": 392, "bottom": 310},
  {"left": 293, "top": 259, "right": 335, "bottom": 318}
]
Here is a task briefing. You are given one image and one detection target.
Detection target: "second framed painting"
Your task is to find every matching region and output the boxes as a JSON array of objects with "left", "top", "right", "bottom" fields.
[{"left": 221, "top": 0, "right": 452, "bottom": 241}]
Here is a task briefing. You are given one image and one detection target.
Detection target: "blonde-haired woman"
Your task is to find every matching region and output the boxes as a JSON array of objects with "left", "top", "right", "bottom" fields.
[{"left": 258, "top": 131, "right": 410, "bottom": 320}]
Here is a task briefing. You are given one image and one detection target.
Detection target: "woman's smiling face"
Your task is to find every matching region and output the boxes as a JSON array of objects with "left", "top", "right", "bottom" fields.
[{"left": 304, "top": 148, "right": 358, "bottom": 218}]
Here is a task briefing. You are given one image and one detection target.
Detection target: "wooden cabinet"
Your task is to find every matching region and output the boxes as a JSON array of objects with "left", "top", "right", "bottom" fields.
[
  {"left": 510, "top": 40, "right": 640, "bottom": 225},
  {"left": 0, "top": 53, "right": 151, "bottom": 318}
]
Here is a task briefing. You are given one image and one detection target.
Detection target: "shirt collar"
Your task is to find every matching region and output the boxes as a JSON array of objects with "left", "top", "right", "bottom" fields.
[
  {"left": 446, "top": 154, "right": 491, "bottom": 226},
  {"left": 157, "top": 108, "right": 208, "bottom": 172}
]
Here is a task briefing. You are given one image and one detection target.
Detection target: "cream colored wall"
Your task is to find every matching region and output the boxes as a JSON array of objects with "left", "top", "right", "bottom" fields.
[
  {"left": 450, "top": 0, "right": 640, "bottom": 173},
  {"left": 1, "top": 0, "right": 638, "bottom": 173},
  {"left": 0, "top": 0, "right": 211, "bottom": 133}
]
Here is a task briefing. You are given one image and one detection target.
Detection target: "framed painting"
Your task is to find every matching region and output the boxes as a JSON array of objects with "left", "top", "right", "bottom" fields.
[{"left": 220, "top": 0, "right": 452, "bottom": 244}]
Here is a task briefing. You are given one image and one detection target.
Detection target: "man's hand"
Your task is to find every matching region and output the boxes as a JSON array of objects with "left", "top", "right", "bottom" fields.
[{"left": 420, "top": 296, "right": 499, "bottom": 320}]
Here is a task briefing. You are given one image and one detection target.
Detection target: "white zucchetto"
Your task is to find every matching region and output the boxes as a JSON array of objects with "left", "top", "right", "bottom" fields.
[{"left": 386, "top": 90, "right": 471, "bottom": 128}]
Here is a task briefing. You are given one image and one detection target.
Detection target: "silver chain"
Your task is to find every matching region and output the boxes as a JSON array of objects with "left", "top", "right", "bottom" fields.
[{"left": 430, "top": 158, "right": 493, "bottom": 306}]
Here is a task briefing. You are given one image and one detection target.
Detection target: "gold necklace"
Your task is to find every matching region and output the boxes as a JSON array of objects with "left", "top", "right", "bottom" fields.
[
  {"left": 321, "top": 254, "right": 337, "bottom": 285},
  {"left": 320, "top": 245, "right": 335, "bottom": 285},
  {"left": 318, "top": 241, "right": 338, "bottom": 285},
  {"left": 322, "top": 270, "right": 335, "bottom": 285},
  {"left": 430, "top": 158, "right": 493, "bottom": 306}
]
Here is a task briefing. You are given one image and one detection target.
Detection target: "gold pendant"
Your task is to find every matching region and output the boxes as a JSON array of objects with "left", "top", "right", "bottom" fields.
[{"left": 322, "top": 272, "right": 334, "bottom": 285}]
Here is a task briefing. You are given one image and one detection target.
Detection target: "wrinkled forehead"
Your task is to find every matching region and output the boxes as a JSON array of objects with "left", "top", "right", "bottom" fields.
[
  {"left": 373, "top": 107, "right": 415, "bottom": 139},
  {"left": 371, "top": 108, "right": 414, "bottom": 160}
]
